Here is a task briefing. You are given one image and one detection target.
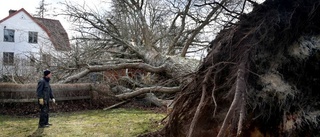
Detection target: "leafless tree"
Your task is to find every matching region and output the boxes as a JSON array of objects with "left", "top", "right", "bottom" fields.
[
  {"left": 34, "top": 0, "right": 50, "bottom": 18},
  {"left": 53, "top": 0, "right": 253, "bottom": 104}
]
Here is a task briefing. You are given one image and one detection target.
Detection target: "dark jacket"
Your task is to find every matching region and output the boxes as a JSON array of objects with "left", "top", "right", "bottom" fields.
[{"left": 37, "top": 78, "right": 54, "bottom": 102}]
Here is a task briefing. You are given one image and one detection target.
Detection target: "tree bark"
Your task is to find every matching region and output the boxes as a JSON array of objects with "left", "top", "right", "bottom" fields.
[
  {"left": 59, "top": 63, "right": 167, "bottom": 83},
  {"left": 115, "top": 86, "right": 180, "bottom": 100}
]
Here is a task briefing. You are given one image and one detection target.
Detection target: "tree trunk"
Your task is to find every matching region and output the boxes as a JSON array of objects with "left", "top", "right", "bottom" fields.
[
  {"left": 136, "top": 47, "right": 200, "bottom": 82},
  {"left": 59, "top": 55, "right": 199, "bottom": 84}
]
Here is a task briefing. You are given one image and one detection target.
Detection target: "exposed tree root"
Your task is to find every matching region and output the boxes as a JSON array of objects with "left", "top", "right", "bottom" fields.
[
  {"left": 217, "top": 63, "right": 246, "bottom": 137},
  {"left": 187, "top": 84, "right": 207, "bottom": 137},
  {"left": 143, "top": 0, "right": 320, "bottom": 136}
]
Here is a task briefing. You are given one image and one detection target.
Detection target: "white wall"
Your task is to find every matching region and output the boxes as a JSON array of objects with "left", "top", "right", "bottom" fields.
[{"left": 0, "top": 11, "right": 55, "bottom": 77}]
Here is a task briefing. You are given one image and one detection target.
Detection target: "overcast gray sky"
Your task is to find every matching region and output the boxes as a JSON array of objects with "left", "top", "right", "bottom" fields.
[
  {"left": 0, "top": 0, "right": 264, "bottom": 39},
  {"left": 0, "top": 0, "right": 66, "bottom": 25}
]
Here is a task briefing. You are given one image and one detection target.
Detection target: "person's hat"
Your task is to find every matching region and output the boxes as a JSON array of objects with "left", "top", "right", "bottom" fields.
[{"left": 44, "top": 70, "right": 51, "bottom": 76}]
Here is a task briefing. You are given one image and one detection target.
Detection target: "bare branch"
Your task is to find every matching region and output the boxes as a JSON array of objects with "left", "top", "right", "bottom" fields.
[
  {"left": 181, "top": 0, "right": 228, "bottom": 57},
  {"left": 59, "top": 63, "right": 166, "bottom": 83},
  {"left": 166, "top": 0, "right": 192, "bottom": 55},
  {"left": 194, "top": 1, "right": 242, "bottom": 16},
  {"left": 103, "top": 100, "right": 130, "bottom": 110},
  {"left": 115, "top": 86, "right": 180, "bottom": 99}
]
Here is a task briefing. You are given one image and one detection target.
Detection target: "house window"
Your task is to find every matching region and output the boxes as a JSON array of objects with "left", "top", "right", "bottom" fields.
[
  {"left": 28, "top": 31, "right": 38, "bottom": 43},
  {"left": 4, "top": 29, "right": 15, "bottom": 42},
  {"left": 3, "top": 52, "right": 14, "bottom": 65}
]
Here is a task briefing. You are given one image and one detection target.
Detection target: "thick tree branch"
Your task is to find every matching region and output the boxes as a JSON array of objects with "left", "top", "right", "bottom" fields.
[
  {"left": 115, "top": 86, "right": 180, "bottom": 99},
  {"left": 59, "top": 63, "right": 166, "bottom": 83}
]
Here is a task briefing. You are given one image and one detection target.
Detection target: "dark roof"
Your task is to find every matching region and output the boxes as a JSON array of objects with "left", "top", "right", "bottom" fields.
[
  {"left": 0, "top": 8, "right": 70, "bottom": 51},
  {"left": 34, "top": 17, "right": 71, "bottom": 51}
]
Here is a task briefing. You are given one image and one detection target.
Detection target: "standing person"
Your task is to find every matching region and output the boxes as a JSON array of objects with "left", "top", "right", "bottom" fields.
[{"left": 37, "top": 70, "right": 55, "bottom": 128}]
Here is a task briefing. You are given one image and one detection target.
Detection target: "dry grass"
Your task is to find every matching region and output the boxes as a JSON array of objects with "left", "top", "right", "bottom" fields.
[{"left": 0, "top": 108, "right": 165, "bottom": 137}]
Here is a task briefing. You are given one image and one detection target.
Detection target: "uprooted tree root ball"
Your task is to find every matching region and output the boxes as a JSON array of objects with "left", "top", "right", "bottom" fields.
[{"left": 141, "top": 0, "right": 320, "bottom": 136}]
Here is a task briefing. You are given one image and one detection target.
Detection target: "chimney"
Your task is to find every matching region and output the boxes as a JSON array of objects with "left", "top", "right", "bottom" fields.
[{"left": 9, "top": 10, "right": 17, "bottom": 15}]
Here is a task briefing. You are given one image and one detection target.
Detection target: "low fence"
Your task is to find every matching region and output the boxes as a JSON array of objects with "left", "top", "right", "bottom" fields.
[{"left": 0, "top": 83, "right": 92, "bottom": 103}]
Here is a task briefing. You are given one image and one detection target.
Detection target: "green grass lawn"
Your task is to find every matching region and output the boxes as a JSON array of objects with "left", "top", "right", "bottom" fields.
[{"left": 0, "top": 108, "right": 165, "bottom": 137}]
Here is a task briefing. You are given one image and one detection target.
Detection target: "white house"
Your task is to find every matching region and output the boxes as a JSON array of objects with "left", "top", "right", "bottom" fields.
[{"left": 0, "top": 8, "right": 70, "bottom": 81}]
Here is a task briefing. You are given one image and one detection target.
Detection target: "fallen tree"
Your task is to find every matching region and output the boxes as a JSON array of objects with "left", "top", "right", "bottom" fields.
[
  {"left": 58, "top": 63, "right": 167, "bottom": 83},
  {"left": 3, "top": 0, "right": 246, "bottom": 111},
  {"left": 140, "top": 0, "right": 320, "bottom": 136}
]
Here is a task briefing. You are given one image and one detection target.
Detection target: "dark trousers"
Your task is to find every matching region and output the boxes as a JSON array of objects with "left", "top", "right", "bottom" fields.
[{"left": 39, "top": 102, "right": 49, "bottom": 126}]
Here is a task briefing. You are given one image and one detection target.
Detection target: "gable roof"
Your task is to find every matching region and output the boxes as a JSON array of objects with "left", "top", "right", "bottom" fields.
[
  {"left": 34, "top": 17, "right": 71, "bottom": 51},
  {"left": 0, "top": 8, "right": 71, "bottom": 51}
]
